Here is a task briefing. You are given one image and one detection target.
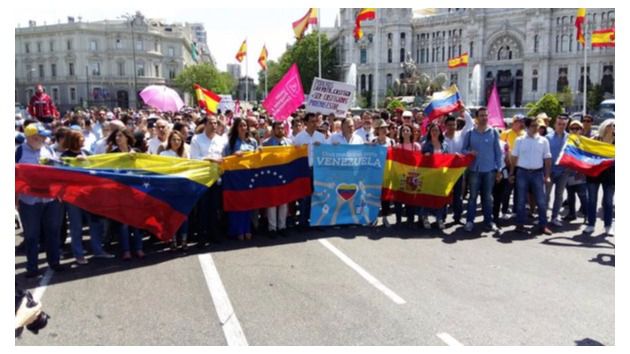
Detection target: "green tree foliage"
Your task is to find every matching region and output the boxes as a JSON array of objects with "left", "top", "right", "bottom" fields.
[
  {"left": 554, "top": 86, "right": 574, "bottom": 111},
  {"left": 526, "top": 93, "right": 563, "bottom": 119},
  {"left": 174, "top": 63, "right": 235, "bottom": 101},
  {"left": 587, "top": 84, "right": 605, "bottom": 113},
  {"left": 386, "top": 98, "right": 406, "bottom": 112},
  {"left": 257, "top": 31, "right": 339, "bottom": 95}
]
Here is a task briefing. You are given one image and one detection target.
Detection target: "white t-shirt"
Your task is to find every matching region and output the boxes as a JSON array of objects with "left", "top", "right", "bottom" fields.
[
  {"left": 512, "top": 134, "right": 552, "bottom": 170},
  {"left": 148, "top": 136, "right": 167, "bottom": 155},
  {"left": 329, "top": 132, "right": 365, "bottom": 145},
  {"left": 190, "top": 132, "right": 227, "bottom": 160},
  {"left": 292, "top": 129, "right": 328, "bottom": 166},
  {"left": 159, "top": 149, "right": 178, "bottom": 158}
]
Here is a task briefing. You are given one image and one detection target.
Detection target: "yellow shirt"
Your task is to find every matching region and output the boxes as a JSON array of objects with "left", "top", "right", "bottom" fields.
[{"left": 500, "top": 129, "right": 525, "bottom": 151}]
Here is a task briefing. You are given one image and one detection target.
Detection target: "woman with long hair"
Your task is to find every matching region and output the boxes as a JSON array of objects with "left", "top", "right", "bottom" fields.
[
  {"left": 420, "top": 122, "right": 448, "bottom": 230},
  {"left": 584, "top": 119, "right": 615, "bottom": 235},
  {"left": 224, "top": 117, "right": 259, "bottom": 241},
  {"left": 394, "top": 124, "right": 421, "bottom": 227}
]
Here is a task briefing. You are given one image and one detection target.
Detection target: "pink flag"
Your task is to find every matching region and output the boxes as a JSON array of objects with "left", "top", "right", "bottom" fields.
[
  {"left": 487, "top": 82, "right": 505, "bottom": 129},
  {"left": 262, "top": 64, "right": 304, "bottom": 121}
]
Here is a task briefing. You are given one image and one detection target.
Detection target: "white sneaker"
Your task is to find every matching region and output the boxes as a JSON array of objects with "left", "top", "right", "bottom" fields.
[
  {"left": 464, "top": 222, "right": 474, "bottom": 232},
  {"left": 422, "top": 217, "right": 431, "bottom": 229},
  {"left": 551, "top": 218, "right": 563, "bottom": 227},
  {"left": 584, "top": 225, "right": 595, "bottom": 234},
  {"left": 605, "top": 226, "right": 614, "bottom": 236},
  {"left": 500, "top": 213, "right": 512, "bottom": 220},
  {"left": 437, "top": 220, "right": 446, "bottom": 230}
]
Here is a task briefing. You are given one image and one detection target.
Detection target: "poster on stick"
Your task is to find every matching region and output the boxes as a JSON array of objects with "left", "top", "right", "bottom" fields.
[{"left": 305, "top": 78, "right": 355, "bottom": 117}]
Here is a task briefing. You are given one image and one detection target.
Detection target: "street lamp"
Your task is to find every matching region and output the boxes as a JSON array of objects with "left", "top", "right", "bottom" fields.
[{"left": 121, "top": 13, "right": 139, "bottom": 109}]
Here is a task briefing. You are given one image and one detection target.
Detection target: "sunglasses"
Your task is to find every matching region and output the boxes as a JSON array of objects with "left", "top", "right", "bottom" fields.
[
  {"left": 582, "top": 120, "right": 593, "bottom": 123},
  {"left": 569, "top": 127, "right": 581, "bottom": 131}
]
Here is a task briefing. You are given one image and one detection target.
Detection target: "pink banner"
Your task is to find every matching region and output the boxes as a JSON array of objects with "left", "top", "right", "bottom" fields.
[
  {"left": 262, "top": 63, "right": 304, "bottom": 121},
  {"left": 487, "top": 82, "right": 505, "bottom": 129}
]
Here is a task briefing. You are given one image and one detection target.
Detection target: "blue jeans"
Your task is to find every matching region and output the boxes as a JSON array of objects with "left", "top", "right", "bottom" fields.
[
  {"left": 566, "top": 184, "right": 588, "bottom": 217},
  {"left": 18, "top": 200, "right": 63, "bottom": 273},
  {"left": 66, "top": 203, "right": 86, "bottom": 259},
  {"left": 515, "top": 169, "right": 547, "bottom": 226},
  {"left": 466, "top": 171, "right": 496, "bottom": 225},
  {"left": 115, "top": 223, "right": 142, "bottom": 253},
  {"left": 87, "top": 213, "right": 107, "bottom": 255},
  {"left": 547, "top": 171, "right": 569, "bottom": 220},
  {"left": 587, "top": 182, "right": 615, "bottom": 227},
  {"left": 451, "top": 175, "right": 464, "bottom": 221},
  {"left": 228, "top": 211, "right": 252, "bottom": 237}
]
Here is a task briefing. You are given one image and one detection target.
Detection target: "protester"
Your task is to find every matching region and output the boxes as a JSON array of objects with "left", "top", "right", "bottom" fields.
[
  {"left": 420, "top": 122, "right": 447, "bottom": 230},
  {"left": 330, "top": 117, "right": 364, "bottom": 145},
  {"left": 262, "top": 121, "right": 292, "bottom": 238},
  {"left": 564, "top": 120, "right": 588, "bottom": 223},
  {"left": 581, "top": 114, "right": 594, "bottom": 138},
  {"left": 148, "top": 118, "right": 170, "bottom": 154},
  {"left": 462, "top": 107, "right": 502, "bottom": 234},
  {"left": 27, "top": 84, "right": 59, "bottom": 123},
  {"left": 355, "top": 111, "right": 374, "bottom": 142},
  {"left": 546, "top": 114, "right": 570, "bottom": 227},
  {"left": 509, "top": 117, "right": 553, "bottom": 235},
  {"left": 160, "top": 130, "right": 190, "bottom": 250},
  {"left": 371, "top": 119, "right": 394, "bottom": 227},
  {"left": 584, "top": 119, "right": 615, "bottom": 235},
  {"left": 394, "top": 124, "right": 420, "bottom": 226}
]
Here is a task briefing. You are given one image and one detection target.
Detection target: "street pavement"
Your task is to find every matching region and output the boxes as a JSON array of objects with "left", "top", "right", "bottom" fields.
[{"left": 15, "top": 206, "right": 614, "bottom": 346}]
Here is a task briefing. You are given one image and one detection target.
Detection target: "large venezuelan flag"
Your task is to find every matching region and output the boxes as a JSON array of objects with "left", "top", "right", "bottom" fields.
[
  {"left": 222, "top": 145, "right": 312, "bottom": 211},
  {"left": 382, "top": 149, "right": 474, "bottom": 208},
  {"left": 558, "top": 134, "right": 615, "bottom": 177},
  {"left": 15, "top": 153, "right": 220, "bottom": 240},
  {"left": 423, "top": 85, "right": 464, "bottom": 121}
]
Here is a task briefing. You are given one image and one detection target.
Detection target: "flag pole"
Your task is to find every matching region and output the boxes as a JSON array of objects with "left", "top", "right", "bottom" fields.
[
  {"left": 318, "top": 8, "right": 322, "bottom": 78},
  {"left": 373, "top": 8, "right": 379, "bottom": 109},
  {"left": 246, "top": 45, "right": 249, "bottom": 103},
  {"left": 582, "top": 21, "right": 588, "bottom": 115},
  {"left": 265, "top": 69, "right": 268, "bottom": 99}
]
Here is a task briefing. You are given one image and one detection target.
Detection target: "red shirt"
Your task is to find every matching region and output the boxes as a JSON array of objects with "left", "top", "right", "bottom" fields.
[{"left": 28, "top": 93, "right": 59, "bottom": 120}]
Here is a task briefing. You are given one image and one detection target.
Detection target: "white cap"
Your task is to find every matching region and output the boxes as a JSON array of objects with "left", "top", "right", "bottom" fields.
[{"left": 402, "top": 110, "right": 413, "bottom": 117}]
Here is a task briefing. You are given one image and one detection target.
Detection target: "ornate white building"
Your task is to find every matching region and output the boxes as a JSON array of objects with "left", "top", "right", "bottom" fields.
[
  {"left": 15, "top": 12, "right": 203, "bottom": 111},
  {"left": 323, "top": 8, "right": 615, "bottom": 109}
]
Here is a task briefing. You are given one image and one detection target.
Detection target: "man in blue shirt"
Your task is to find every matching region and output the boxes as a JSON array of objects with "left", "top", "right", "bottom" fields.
[
  {"left": 462, "top": 107, "right": 503, "bottom": 234},
  {"left": 16, "top": 123, "right": 66, "bottom": 278},
  {"left": 546, "top": 114, "right": 570, "bottom": 227}
]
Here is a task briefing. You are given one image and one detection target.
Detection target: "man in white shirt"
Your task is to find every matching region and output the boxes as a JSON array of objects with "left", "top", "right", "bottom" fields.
[
  {"left": 189, "top": 115, "right": 227, "bottom": 246},
  {"left": 291, "top": 112, "right": 328, "bottom": 228},
  {"left": 354, "top": 111, "right": 374, "bottom": 143},
  {"left": 509, "top": 116, "right": 553, "bottom": 235},
  {"left": 329, "top": 117, "right": 365, "bottom": 145},
  {"left": 147, "top": 118, "right": 170, "bottom": 154}
]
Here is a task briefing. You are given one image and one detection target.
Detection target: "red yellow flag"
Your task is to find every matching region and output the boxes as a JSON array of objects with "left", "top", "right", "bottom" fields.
[
  {"left": 193, "top": 84, "right": 221, "bottom": 114},
  {"left": 258, "top": 45, "right": 268, "bottom": 71},
  {"left": 447, "top": 53, "right": 469, "bottom": 69},
  {"left": 235, "top": 39, "right": 247, "bottom": 63},
  {"left": 353, "top": 8, "right": 376, "bottom": 40},
  {"left": 576, "top": 8, "right": 586, "bottom": 45},
  {"left": 292, "top": 8, "right": 319, "bottom": 39},
  {"left": 592, "top": 28, "right": 615, "bottom": 47}
]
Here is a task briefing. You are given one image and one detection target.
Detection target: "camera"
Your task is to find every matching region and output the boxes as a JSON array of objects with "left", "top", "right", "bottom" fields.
[{"left": 15, "top": 288, "right": 50, "bottom": 336}]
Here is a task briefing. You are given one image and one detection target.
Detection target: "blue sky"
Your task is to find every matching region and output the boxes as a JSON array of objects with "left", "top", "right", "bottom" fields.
[{"left": 14, "top": 8, "right": 339, "bottom": 83}]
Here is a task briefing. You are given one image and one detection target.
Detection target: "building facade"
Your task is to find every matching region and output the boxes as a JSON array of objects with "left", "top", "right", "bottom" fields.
[
  {"left": 227, "top": 63, "right": 242, "bottom": 82},
  {"left": 324, "top": 8, "right": 615, "bottom": 109},
  {"left": 15, "top": 12, "right": 199, "bottom": 111}
]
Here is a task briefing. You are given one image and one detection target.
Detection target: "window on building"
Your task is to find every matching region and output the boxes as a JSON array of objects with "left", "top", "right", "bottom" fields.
[
  {"left": 367, "top": 34, "right": 373, "bottom": 43},
  {"left": 25, "top": 43, "right": 30, "bottom": 54},
  {"left": 90, "top": 62, "right": 101, "bottom": 76},
  {"left": 136, "top": 39, "right": 144, "bottom": 51},
  {"left": 90, "top": 40, "right": 97, "bottom": 51},
  {"left": 533, "top": 35, "right": 539, "bottom": 53},
  {"left": 368, "top": 74, "right": 373, "bottom": 92},
  {"left": 168, "top": 46, "right": 175, "bottom": 57},
  {"left": 52, "top": 88, "right": 58, "bottom": 101},
  {"left": 400, "top": 48, "right": 405, "bottom": 63},
  {"left": 38, "top": 64, "right": 44, "bottom": 78},
  {"left": 557, "top": 67, "right": 569, "bottom": 92},
  {"left": 432, "top": 48, "right": 435, "bottom": 62},
  {"left": 360, "top": 74, "right": 366, "bottom": 92},
  {"left": 360, "top": 48, "right": 367, "bottom": 64},
  {"left": 155, "top": 64, "right": 160, "bottom": 77},
  {"left": 416, "top": 49, "right": 419, "bottom": 64},
  {"left": 387, "top": 49, "right": 392, "bottom": 63},
  {"left": 441, "top": 47, "right": 445, "bottom": 62},
  {"left": 579, "top": 66, "right": 592, "bottom": 93},
  {"left": 68, "top": 63, "right": 75, "bottom": 77},
  {"left": 387, "top": 33, "right": 392, "bottom": 47},
  {"left": 169, "top": 67, "right": 176, "bottom": 79},
  {"left": 69, "top": 87, "right": 76, "bottom": 102},
  {"left": 51, "top": 63, "right": 56, "bottom": 77},
  {"left": 49, "top": 41, "right": 54, "bottom": 52},
  {"left": 400, "top": 32, "right": 406, "bottom": 47},
  {"left": 116, "top": 38, "right": 123, "bottom": 49},
  {"left": 137, "top": 60, "right": 145, "bottom": 76},
  {"left": 67, "top": 39, "right": 72, "bottom": 51},
  {"left": 386, "top": 73, "right": 393, "bottom": 89},
  {"left": 154, "top": 40, "right": 160, "bottom": 52},
  {"left": 448, "top": 46, "right": 452, "bottom": 59},
  {"left": 450, "top": 73, "right": 458, "bottom": 86},
  {"left": 532, "top": 69, "right": 538, "bottom": 92},
  {"left": 26, "top": 65, "right": 33, "bottom": 81},
  {"left": 469, "top": 41, "right": 474, "bottom": 58},
  {"left": 37, "top": 42, "right": 42, "bottom": 53},
  {"left": 458, "top": 44, "right": 462, "bottom": 57},
  {"left": 118, "top": 61, "right": 125, "bottom": 76},
  {"left": 561, "top": 35, "right": 569, "bottom": 53}
]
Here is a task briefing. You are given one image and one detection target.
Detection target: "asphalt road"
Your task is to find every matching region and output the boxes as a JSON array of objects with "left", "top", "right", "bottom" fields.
[{"left": 15, "top": 206, "right": 614, "bottom": 346}]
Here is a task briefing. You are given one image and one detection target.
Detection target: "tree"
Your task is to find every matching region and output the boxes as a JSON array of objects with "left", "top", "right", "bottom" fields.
[
  {"left": 526, "top": 93, "right": 563, "bottom": 120},
  {"left": 174, "top": 63, "right": 235, "bottom": 101},
  {"left": 554, "top": 86, "right": 574, "bottom": 111},
  {"left": 257, "top": 31, "right": 339, "bottom": 95},
  {"left": 386, "top": 98, "right": 406, "bottom": 112},
  {"left": 587, "top": 84, "right": 604, "bottom": 113}
]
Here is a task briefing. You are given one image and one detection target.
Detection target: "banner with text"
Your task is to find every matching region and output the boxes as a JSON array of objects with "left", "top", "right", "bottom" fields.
[
  {"left": 305, "top": 78, "right": 355, "bottom": 117},
  {"left": 262, "top": 63, "right": 304, "bottom": 121},
  {"left": 310, "top": 145, "right": 387, "bottom": 226}
]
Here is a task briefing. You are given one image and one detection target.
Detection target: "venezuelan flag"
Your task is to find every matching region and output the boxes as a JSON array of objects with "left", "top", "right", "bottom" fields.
[
  {"left": 423, "top": 85, "right": 464, "bottom": 121},
  {"left": 353, "top": 8, "right": 376, "bottom": 40},
  {"left": 15, "top": 153, "right": 220, "bottom": 240},
  {"left": 235, "top": 39, "right": 247, "bottom": 62},
  {"left": 382, "top": 149, "right": 474, "bottom": 208},
  {"left": 558, "top": 134, "right": 615, "bottom": 177},
  {"left": 222, "top": 146, "right": 312, "bottom": 212},
  {"left": 448, "top": 53, "right": 469, "bottom": 69},
  {"left": 194, "top": 84, "right": 222, "bottom": 113},
  {"left": 592, "top": 28, "right": 615, "bottom": 47},
  {"left": 292, "top": 8, "right": 318, "bottom": 39}
]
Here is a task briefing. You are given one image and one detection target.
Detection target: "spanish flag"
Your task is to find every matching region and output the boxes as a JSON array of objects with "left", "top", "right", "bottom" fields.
[
  {"left": 353, "top": 8, "right": 376, "bottom": 40},
  {"left": 258, "top": 45, "right": 268, "bottom": 71},
  {"left": 576, "top": 8, "right": 586, "bottom": 45},
  {"left": 558, "top": 134, "right": 615, "bottom": 177},
  {"left": 592, "top": 28, "right": 615, "bottom": 47},
  {"left": 194, "top": 84, "right": 221, "bottom": 114},
  {"left": 222, "top": 146, "right": 312, "bottom": 211},
  {"left": 16, "top": 153, "right": 220, "bottom": 240},
  {"left": 235, "top": 39, "right": 247, "bottom": 62},
  {"left": 292, "top": 8, "right": 319, "bottom": 40},
  {"left": 382, "top": 149, "right": 474, "bottom": 208},
  {"left": 448, "top": 53, "right": 469, "bottom": 69}
]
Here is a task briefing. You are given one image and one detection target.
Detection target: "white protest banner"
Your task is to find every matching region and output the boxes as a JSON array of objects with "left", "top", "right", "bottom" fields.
[
  {"left": 218, "top": 95, "right": 235, "bottom": 113},
  {"left": 305, "top": 78, "right": 355, "bottom": 117}
]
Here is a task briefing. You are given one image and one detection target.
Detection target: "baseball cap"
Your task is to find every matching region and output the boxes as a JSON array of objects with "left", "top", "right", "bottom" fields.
[
  {"left": 402, "top": 110, "right": 413, "bottom": 118},
  {"left": 24, "top": 123, "right": 51, "bottom": 138}
]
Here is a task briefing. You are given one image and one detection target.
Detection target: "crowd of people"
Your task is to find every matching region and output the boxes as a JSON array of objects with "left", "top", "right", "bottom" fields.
[{"left": 15, "top": 86, "right": 615, "bottom": 278}]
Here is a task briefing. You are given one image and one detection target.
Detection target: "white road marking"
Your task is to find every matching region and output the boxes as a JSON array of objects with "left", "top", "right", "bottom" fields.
[
  {"left": 318, "top": 239, "right": 406, "bottom": 305},
  {"left": 437, "top": 332, "right": 464, "bottom": 346},
  {"left": 198, "top": 254, "right": 248, "bottom": 346},
  {"left": 31, "top": 269, "right": 54, "bottom": 302}
]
